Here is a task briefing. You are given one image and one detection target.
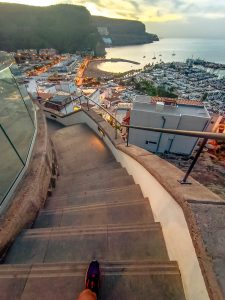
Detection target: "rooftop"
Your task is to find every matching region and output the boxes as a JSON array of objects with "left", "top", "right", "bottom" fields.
[
  {"left": 133, "top": 95, "right": 210, "bottom": 118},
  {"left": 51, "top": 95, "right": 70, "bottom": 103},
  {"left": 151, "top": 96, "right": 204, "bottom": 107}
]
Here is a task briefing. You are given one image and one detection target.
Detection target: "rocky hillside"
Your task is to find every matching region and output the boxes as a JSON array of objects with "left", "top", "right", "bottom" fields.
[
  {"left": 0, "top": 3, "right": 158, "bottom": 55},
  {"left": 0, "top": 3, "right": 105, "bottom": 55},
  {"left": 93, "top": 16, "right": 159, "bottom": 46}
]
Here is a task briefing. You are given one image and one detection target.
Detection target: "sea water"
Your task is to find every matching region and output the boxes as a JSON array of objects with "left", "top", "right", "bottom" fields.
[{"left": 97, "top": 38, "right": 225, "bottom": 73}]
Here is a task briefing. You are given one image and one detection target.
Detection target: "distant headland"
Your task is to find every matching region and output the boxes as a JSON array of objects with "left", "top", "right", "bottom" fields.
[
  {"left": 0, "top": 3, "right": 159, "bottom": 56},
  {"left": 92, "top": 16, "right": 159, "bottom": 47}
]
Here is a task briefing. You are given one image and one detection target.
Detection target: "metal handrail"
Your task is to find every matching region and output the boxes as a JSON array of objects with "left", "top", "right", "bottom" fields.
[
  {"left": 84, "top": 95, "right": 225, "bottom": 141},
  {"left": 124, "top": 124, "right": 225, "bottom": 141},
  {"left": 83, "top": 95, "right": 123, "bottom": 126},
  {"left": 41, "top": 94, "right": 225, "bottom": 184},
  {"left": 83, "top": 95, "right": 225, "bottom": 184},
  {"left": 40, "top": 94, "right": 225, "bottom": 141}
]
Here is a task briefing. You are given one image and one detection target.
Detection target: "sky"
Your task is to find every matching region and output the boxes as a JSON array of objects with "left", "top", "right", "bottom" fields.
[{"left": 1, "top": 0, "right": 225, "bottom": 38}]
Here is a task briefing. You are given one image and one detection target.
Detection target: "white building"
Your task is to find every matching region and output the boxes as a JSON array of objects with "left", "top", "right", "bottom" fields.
[
  {"left": 51, "top": 57, "right": 79, "bottom": 73},
  {"left": 38, "top": 83, "right": 57, "bottom": 95},
  {"left": 102, "top": 37, "right": 112, "bottom": 46},
  {"left": 25, "top": 79, "right": 38, "bottom": 97},
  {"left": 129, "top": 96, "right": 211, "bottom": 155},
  {"left": 39, "top": 48, "right": 57, "bottom": 56},
  {"left": 82, "top": 89, "right": 101, "bottom": 106},
  {"left": 17, "top": 49, "right": 38, "bottom": 55},
  {"left": 100, "top": 88, "right": 113, "bottom": 103},
  {"left": 64, "top": 60, "right": 77, "bottom": 73},
  {"left": 56, "top": 81, "right": 77, "bottom": 94},
  {"left": 97, "top": 27, "right": 109, "bottom": 36}
]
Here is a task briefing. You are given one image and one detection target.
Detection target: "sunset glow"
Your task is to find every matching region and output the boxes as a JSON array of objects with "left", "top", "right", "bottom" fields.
[
  {"left": 1, "top": 0, "right": 55, "bottom": 5},
  {"left": 0, "top": 0, "right": 225, "bottom": 24}
]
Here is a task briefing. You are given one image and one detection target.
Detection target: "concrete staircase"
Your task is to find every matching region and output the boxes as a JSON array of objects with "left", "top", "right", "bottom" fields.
[{"left": 0, "top": 123, "right": 186, "bottom": 299}]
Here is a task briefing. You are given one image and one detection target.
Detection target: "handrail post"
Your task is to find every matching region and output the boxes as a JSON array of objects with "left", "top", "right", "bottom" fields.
[
  {"left": 126, "top": 127, "right": 130, "bottom": 147},
  {"left": 179, "top": 138, "right": 208, "bottom": 184}
]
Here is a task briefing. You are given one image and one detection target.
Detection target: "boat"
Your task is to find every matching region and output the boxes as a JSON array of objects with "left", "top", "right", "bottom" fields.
[
  {"left": 159, "top": 54, "right": 162, "bottom": 57},
  {"left": 152, "top": 53, "right": 156, "bottom": 59},
  {"left": 143, "top": 56, "right": 146, "bottom": 58},
  {"left": 172, "top": 52, "right": 176, "bottom": 56}
]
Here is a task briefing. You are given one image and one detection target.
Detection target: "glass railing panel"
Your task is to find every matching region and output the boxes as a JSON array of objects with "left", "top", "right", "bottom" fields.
[
  {"left": 0, "top": 51, "right": 14, "bottom": 72},
  {"left": 0, "top": 126, "right": 24, "bottom": 205},
  {"left": 17, "top": 83, "right": 35, "bottom": 123},
  {"left": 0, "top": 68, "right": 34, "bottom": 162}
]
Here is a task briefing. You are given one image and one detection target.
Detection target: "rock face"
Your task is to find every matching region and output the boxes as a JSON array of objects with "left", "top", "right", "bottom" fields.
[
  {"left": 93, "top": 16, "right": 159, "bottom": 46},
  {"left": 0, "top": 3, "right": 158, "bottom": 55},
  {"left": 0, "top": 3, "right": 105, "bottom": 56}
]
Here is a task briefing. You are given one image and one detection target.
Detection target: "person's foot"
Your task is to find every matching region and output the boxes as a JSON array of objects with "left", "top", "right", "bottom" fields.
[{"left": 85, "top": 260, "right": 100, "bottom": 297}]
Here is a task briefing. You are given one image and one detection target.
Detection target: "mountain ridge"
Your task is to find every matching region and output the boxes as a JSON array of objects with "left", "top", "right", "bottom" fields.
[
  {"left": 0, "top": 3, "right": 159, "bottom": 54},
  {"left": 93, "top": 16, "right": 159, "bottom": 46}
]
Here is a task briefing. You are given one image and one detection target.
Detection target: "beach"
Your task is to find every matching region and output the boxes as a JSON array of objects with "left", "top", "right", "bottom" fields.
[
  {"left": 84, "top": 60, "right": 115, "bottom": 78},
  {"left": 84, "top": 58, "right": 140, "bottom": 78}
]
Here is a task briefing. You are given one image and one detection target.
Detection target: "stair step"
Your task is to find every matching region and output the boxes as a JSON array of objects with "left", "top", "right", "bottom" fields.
[
  {"left": 52, "top": 124, "right": 116, "bottom": 175},
  {"left": 21, "top": 223, "right": 162, "bottom": 237},
  {"left": 57, "top": 157, "right": 116, "bottom": 177},
  {"left": 46, "top": 184, "right": 144, "bottom": 209},
  {"left": 0, "top": 261, "right": 180, "bottom": 276},
  {"left": 34, "top": 198, "right": 154, "bottom": 228},
  {"left": 58, "top": 161, "right": 122, "bottom": 179},
  {"left": 52, "top": 175, "right": 135, "bottom": 196},
  {"left": 55, "top": 167, "right": 128, "bottom": 188},
  {"left": 0, "top": 261, "right": 185, "bottom": 300},
  {"left": 0, "top": 124, "right": 186, "bottom": 300},
  {"left": 4, "top": 223, "right": 169, "bottom": 264},
  {"left": 59, "top": 158, "right": 116, "bottom": 176}
]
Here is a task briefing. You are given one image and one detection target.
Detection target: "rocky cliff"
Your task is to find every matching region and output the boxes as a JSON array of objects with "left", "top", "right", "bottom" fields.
[
  {"left": 0, "top": 3, "right": 105, "bottom": 55},
  {"left": 93, "top": 16, "right": 159, "bottom": 46},
  {"left": 0, "top": 3, "right": 158, "bottom": 55}
]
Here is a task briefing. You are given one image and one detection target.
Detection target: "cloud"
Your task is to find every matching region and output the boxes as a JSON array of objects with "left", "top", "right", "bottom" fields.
[
  {"left": 146, "top": 16, "right": 225, "bottom": 38},
  {"left": 79, "top": 0, "right": 225, "bottom": 22},
  {"left": 1, "top": 0, "right": 224, "bottom": 38},
  {"left": 1, "top": 0, "right": 225, "bottom": 25}
]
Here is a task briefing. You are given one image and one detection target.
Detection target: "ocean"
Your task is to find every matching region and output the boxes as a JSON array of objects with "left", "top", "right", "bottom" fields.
[{"left": 97, "top": 38, "right": 225, "bottom": 74}]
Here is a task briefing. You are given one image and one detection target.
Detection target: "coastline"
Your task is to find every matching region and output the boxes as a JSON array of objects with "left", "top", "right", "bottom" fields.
[
  {"left": 94, "top": 58, "right": 140, "bottom": 65},
  {"left": 102, "top": 39, "right": 225, "bottom": 69},
  {"left": 84, "top": 38, "right": 225, "bottom": 79},
  {"left": 84, "top": 58, "right": 141, "bottom": 78},
  {"left": 84, "top": 60, "right": 121, "bottom": 78}
]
